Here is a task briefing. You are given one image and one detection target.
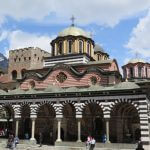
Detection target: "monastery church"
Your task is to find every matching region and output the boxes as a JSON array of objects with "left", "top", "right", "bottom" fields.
[{"left": 0, "top": 19, "right": 149, "bottom": 149}]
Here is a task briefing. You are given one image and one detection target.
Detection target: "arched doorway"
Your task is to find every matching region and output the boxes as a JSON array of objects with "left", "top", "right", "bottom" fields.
[
  {"left": 62, "top": 103, "right": 77, "bottom": 141},
  {"left": 110, "top": 102, "right": 140, "bottom": 143},
  {"left": 82, "top": 103, "right": 104, "bottom": 142},
  {"left": 21, "top": 69, "right": 26, "bottom": 78},
  {"left": 21, "top": 105, "right": 30, "bottom": 139},
  {"left": 0, "top": 105, "right": 14, "bottom": 138},
  {"left": 36, "top": 104, "right": 55, "bottom": 145},
  {"left": 11, "top": 70, "right": 17, "bottom": 80}
]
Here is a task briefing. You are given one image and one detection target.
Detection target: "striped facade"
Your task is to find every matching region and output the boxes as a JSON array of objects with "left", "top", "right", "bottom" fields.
[{"left": 0, "top": 89, "right": 149, "bottom": 149}]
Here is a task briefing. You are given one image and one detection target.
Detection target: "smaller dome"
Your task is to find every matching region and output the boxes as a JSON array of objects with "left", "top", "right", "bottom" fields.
[
  {"left": 94, "top": 44, "right": 105, "bottom": 53},
  {"left": 128, "top": 58, "right": 145, "bottom": 64},
  {"left": 58, "top": 26, "right": 90, "bottom": 38}
]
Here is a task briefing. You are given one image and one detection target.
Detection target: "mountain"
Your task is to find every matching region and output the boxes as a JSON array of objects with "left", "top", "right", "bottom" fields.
[{"left": 0, "top": 53, "right": 8, "bottom": 72}]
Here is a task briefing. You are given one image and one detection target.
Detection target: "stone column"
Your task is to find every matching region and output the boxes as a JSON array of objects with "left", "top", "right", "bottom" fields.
[
  {"left": 30, "top": 104, "right": 38, "bottom": 142},
  {"left": 15, "top": 119, "right": 19, "bottom": 137},
  {"left": 105, "top": 118, "right": 110, "bottom": 143},
  {"left": 30, "top": 118, "right": 36, "bottom": 141},
  {"left": 77, "top": 118, "right": 82, "bottom": 142},
  {"left": 56, "top": 118, "right": 62, "bottom": 142}
]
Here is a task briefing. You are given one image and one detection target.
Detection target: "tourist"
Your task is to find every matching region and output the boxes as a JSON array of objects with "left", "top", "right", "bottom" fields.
[
  {"left": 39, "top": 132, "right": 43, "bottom": 147},
  {"left": 6, "top": 132, "right": 14, "bottom": 149},
  {"left": 90, "top": 137, "right": 96, "bottom": 150},
  {"left": 136, "top": 139, "right": 144, "bottom": 150},
  {"left": 86, "top": 135, "right": 91, "bottom": 150},
  {"left": 14, "top": 136, "right": 19, "bottom": 147},
  {"left": 102, "top": 133, "right": 107, "bottom": 143},
  {"left": 25, "top": 132, "right": 29, "bottom": 139}
]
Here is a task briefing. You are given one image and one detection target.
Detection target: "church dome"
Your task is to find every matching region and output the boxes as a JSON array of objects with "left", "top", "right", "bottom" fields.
[
  {"left": 94, "top": 44, "right": 105, "bottom": 53},
  {"left": 128, "top": 58, "right": 145, "bottom": 64},
  {"left": 58, "top": 26, "right": 90, "bottom": 38}
]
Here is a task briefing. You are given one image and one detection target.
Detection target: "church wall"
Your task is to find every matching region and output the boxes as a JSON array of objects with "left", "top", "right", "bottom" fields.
[{"left": 20, "top": 69, "right": 109, "bottom": 89}]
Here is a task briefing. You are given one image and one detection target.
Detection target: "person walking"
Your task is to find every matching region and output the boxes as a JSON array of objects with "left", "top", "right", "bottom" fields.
[
  {"left": 136, "top": 139, "right": 144, "bottom": 150},
  {"left": 86, "top": 135, "right": 91, "bottom": 150},
  {"left": 90, "top": 137, "right": 96, "bottom": 150},
  {"left": 39, "top": 132, "right": 43, "bottom": 147}
]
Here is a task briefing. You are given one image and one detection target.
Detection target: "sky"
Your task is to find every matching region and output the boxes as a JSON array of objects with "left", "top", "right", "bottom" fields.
[{"left": 0, "top": 0, "right": 150, "bottom": 70}]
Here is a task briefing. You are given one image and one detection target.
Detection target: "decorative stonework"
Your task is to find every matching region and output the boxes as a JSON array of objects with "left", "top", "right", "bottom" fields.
[
  {"left": 90, "top": 76, "right": 97, "bottom": 85},
  {"left": 29, "top": 80, "right": 35, "bottom": 89},
  {"left": 56, "top": 72, "right": 67, "bottom": 83}
]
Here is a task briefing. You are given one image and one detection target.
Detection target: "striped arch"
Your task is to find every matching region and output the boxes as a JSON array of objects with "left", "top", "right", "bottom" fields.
[
  {"left": 0, "top": 103, "right": 15, "bottom": 119},
  {"left": 62, "top": 100, "right": 76, "bottom": 117},
  {"left": 62, "top": 100, "right": 76, "bottom": 107},
  {"left": 109, "top": 98, "right": 139, "bottom": 113},
  {"left": 81, "top": 100, "right": 105, "bottom": 114},
  {"left": 20, "top": 101, "right": 30, "bottom": 107},
  {"left": 2, "top": 103, "right": 15, "bottom": 113},
  {"left": 20, "top": 102, "right": 30, "bottom": 119},
  {"left": 36, "top": 101, "right": 55, "bottom": 114}
]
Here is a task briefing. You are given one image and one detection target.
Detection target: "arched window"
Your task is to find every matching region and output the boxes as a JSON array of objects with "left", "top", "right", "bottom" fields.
[
  {"left": 145, "top": 67, "right": 148, "bottom": 77},
  {"left": 21, "top": 69, "right": 26, "bottom": 78},
  {"left": 68, "top": 40, "right": 72, "bottom": 53},
  {"left": 12, "top": 70, "right": 17, "bottom": 80},
  {"left": 58, "top": 41, "right": 63, "bottom": 55},
  {"left": 130, "top": 67, "right": 134, "bottom": 78},
  {"left": 138, "top": 67, "right": 142, "bottom": 77},
  {"left": 104, "top": 56, "right": 107, "bottom": 60},
  {"left": 97, "top": 54, "right": 101, "bottom": 61},
  {"left": 87, "top": 42, "right": 91, "bottom": 56},
  {"left": 79, "top": 40, "right": 83, "bottom": 53}
]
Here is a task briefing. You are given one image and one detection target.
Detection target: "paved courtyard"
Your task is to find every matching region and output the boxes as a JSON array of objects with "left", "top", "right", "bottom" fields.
[{"left": 0, "top": 142, "right": 136, "bottom": 150}]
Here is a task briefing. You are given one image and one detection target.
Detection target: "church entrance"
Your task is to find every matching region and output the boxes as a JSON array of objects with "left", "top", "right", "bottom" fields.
[
  {"left": 35, "top": 104, "right": 55, "bottom": 145},
  {"left": 21, "top": 105, "right": 31, "bottom": 139},
  {"left": 82, "top": 103, "right": 104, "bottom": 142},
  {"left": 110, "top": 102, "right": 140, "bottom": 143},
  {"left": 62, "top": 103, "right": 77, "bottom": 141}
]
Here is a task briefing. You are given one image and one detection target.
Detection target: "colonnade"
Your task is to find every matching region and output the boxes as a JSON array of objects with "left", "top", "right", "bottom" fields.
[
  {"left": 0, "top": 96, "right": 149, "bottom": 150},
  {"left": 14, "top": 115, "right": 111, "bottom": 143}
]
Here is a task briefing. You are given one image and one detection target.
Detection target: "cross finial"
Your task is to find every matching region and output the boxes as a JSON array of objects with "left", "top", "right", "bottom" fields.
[{"left": 70, "top": 15, "right": 75, "bottom": 26}]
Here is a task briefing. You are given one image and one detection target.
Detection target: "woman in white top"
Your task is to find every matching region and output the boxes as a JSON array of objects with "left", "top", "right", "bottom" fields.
[{"left": 90, "top": 137, "right": 96, "bottom": 150}]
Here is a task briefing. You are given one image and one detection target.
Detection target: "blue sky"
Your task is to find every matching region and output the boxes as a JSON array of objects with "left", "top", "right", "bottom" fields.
[{"left": 0, "top": 0, "right": 150, "bottom": 71}]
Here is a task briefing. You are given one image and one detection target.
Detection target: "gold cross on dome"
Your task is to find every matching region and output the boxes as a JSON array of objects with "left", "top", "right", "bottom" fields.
[{"left": 70, "top": 15, "right": 75, "bottom": 26}]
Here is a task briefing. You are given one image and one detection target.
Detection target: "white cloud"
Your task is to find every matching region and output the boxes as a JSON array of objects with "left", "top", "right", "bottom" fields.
[
  {"left": 0, "top": 0, "right": 150, "bottom": 27},
  {"left": 0, "top": 30, "right": 9, "bottom": 42},
  {"left": 125, "top": 10, "right": 150, "bottom": 58},
  {"left": 4, "top": 30, "right": 54, "bottom": 57}
]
